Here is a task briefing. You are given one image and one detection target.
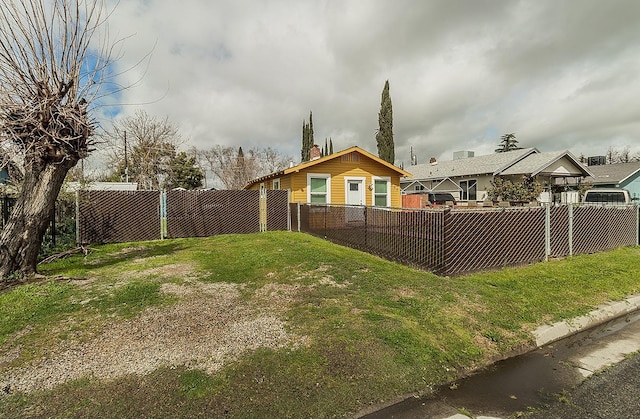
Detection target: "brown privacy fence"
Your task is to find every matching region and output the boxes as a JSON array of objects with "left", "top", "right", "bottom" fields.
[
  {"left": 293, "top": 204, "right": 639, "bottom": 276},
  {"left": 74, "top": 190, "right": 637, "bottom": 276},
  {"left": 77, "top": 189, "right": 289, "bottom": 244}
]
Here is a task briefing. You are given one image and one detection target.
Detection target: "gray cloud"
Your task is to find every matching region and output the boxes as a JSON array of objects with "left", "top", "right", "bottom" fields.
[{"left": 98, "top": 0, "right": 640, "bottom": 171}]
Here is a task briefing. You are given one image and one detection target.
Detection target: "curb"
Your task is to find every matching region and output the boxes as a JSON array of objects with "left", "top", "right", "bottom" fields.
[{"left": 532, "top": 294, "right": 640, "bottom": 347}]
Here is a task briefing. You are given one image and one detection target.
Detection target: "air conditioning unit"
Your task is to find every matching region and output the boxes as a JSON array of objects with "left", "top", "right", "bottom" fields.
[{"left": 587, "top": 156, "right": 606, "bottom": 166}]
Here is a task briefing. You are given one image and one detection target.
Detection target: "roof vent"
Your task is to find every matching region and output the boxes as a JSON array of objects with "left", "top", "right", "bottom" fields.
[{"left": 453, "top": 150, "right": 474, "bottom": 160}]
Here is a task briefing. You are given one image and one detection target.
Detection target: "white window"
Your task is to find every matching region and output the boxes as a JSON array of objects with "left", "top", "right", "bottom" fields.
[
  {"left": 372, "top": 177, "right": 391, "bottom": 207},
  {"left": 460, "top": 179, "right": 477, "bottom": 201},
  {"left": 273, "top": 178, "right": 280, "bottom": 190},
  {"left": 307, "top": 173, "right": 331, "bottom": 204}
]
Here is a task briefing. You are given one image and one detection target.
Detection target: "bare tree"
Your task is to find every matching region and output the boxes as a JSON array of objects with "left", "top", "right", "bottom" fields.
[
  {"left": 102, "top": 110, "right": 182, "bottom": 190},
  {"left": 0, "top": 0, "right": 116, "bottom": 279},
  {"left": 196, "top": 145, "right": 291, "bottom": 190}
]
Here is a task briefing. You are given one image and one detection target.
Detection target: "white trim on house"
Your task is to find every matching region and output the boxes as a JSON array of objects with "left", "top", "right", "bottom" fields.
[
  {"left": 273, "top": 178, "right": 281, "bottom": 190},
  {"left": 371, "top": 176, "right": 391, "bottom": 207}
]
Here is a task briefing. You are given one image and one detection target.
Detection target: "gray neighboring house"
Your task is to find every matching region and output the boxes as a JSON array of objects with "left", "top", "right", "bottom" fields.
[
  {"left": 402, "top": 148, "right": 593, "bottom": 203},
  {"left": 584, "top": 161, "right": 640, "bottom": 202}
]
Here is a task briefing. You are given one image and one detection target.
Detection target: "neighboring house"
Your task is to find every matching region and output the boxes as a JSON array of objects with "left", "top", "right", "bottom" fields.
[
  {"left": 64, "top": 181, "right": 139, "bottom": 192},
  {"left": 402, "top": 148, "right": 593, "bottom": 204},
  {"left": 583, "top": 161, "right": 640, "bottom": 202},
  {"left": 245, "top": 145, "right": 411, "bottom": 207},
  {"left": 0, "top": 156, "right": 22, "bottom": 191},
  {"left": 0, "top": 166, "right": 9, "bottom": 185}
]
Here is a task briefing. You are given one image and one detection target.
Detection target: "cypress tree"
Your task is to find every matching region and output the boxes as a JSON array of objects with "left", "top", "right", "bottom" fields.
[
  {"left": 300, "top": 111, "right": 315, "bottom": 162},
  {"left": 329, "top": 138, "right": 333, "bottom": 154},
  {"left": 301, "top": 120, "right": 307, "bottom": 162},
  {"left": 376, "top": 80, "right": 394, "bottom": 164}
]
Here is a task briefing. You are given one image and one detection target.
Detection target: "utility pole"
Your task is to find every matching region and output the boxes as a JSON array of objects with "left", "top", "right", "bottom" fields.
[{"left": 124, "top": 130, "right": 129, "bottom": 182}]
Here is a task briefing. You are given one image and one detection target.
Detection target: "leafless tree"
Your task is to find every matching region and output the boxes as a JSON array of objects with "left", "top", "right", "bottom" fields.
[
  {"left": 102, "top": 110, "right": 182, "bottom": 190},
  {"left": 606, "top": 146, "right": 639, "bottom": 164},
  {"left": 0, "top": 0, "right": 117, "bottom": 279},
  {"left": 195, "top": 145, "right": 291, "bottom": 190}
]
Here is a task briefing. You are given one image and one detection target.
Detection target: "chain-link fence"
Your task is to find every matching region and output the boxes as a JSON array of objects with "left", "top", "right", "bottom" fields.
[
  {"left": 4, "top": 188, "right": 636, "bottom": 276},
  {"left": 77, "top": 189, "right": 290, "bottom": 244},
  {"left": 295, "top": 203, "right": 639, "bottom": 276},
  {"left": 1, "top": 194, "right": 76, "bottom": 257}
]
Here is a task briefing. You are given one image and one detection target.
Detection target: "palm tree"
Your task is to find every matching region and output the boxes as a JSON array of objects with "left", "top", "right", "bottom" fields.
[{"left": 495, "top": 133, "right": 521, "bottom": 153}]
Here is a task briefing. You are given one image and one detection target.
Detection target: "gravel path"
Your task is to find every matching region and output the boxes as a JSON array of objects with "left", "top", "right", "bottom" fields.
[{"left": 0, "top": 280, "right": 308, "bottom": 395}]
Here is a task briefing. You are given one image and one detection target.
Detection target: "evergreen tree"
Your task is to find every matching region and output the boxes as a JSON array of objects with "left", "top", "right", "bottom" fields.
[
  {"left": 376, "top": 80, "right": 395, "bottom": 164},
  {"left": 324, "top": 138, "right": 328, "bottom": 156},
  {"left": 329, "top": 138, "right": 334, "bottom": 154},
  {"left": 495, "top": 133, "right": 521, "bottom": 153},
  {"left": 166, "top": 152, "right": 204, "bottom": 190},
  {"left": 300, "top": 111, "right": 314, "bottom": 162}
]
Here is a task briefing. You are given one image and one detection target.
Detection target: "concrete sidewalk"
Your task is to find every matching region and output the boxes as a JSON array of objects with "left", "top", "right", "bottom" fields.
[{"left": 362, "top": 294, "right": 640, "bottom": 419}]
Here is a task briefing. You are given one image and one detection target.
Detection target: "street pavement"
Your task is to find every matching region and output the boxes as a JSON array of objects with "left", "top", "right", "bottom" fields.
[
  {"left": 361, "top": 295, "right": 640, "bottom": 419},
  {"left": 525, "top": 351, "right": 640, "bottom": 418}
]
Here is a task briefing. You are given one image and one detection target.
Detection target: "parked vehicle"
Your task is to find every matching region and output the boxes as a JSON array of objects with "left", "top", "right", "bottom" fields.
[
  {"left": 582, "top": 188, "right": 631, "bottom": 205},
  {"left": 427, "top": 192, "right": 456, "bottom": 206}
]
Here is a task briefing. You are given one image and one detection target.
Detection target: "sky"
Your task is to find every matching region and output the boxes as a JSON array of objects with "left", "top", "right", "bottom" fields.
[{"left": 96, "top": 0, "right": 640, "bottom": 169}]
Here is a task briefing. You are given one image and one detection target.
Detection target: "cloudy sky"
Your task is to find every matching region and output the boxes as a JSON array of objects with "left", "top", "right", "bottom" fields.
[{"left": 99, "top": 0, "right": 640, "bottom": 168}]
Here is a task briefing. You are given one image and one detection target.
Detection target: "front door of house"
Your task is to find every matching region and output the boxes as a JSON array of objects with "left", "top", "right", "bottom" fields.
[
  {"left": 346, "top": 180, "right": 364, "bottom": 205},
  {"left": 346, "top": 179, "right": 365, "bottom": 222}
]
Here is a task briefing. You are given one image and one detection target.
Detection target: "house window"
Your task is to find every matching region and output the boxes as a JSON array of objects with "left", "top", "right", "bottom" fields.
[
  {"left": 415, "top": 184, "right": 425, "bottom": 191},
  {"left": 373, "top": 177, "right": 390, "bottom": 207},
  {"left": 460, "top": 180, "right": 477, "bottom": 201},
  {"left": 307, "top": 174, "right": 331, "bottom": 204},
  {"left": 273, "top": 178, "right": 280, "bottom": 190}
]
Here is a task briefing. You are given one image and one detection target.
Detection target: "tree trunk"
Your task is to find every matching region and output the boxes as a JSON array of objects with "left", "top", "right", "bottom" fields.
[{"left": 0, "top": 159, "right": 75, "bottom": 279}]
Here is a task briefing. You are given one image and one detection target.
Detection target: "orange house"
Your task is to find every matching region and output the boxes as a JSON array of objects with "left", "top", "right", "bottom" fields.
[{"left": 245, "top": 146, "right": 411, "bottom": 207}]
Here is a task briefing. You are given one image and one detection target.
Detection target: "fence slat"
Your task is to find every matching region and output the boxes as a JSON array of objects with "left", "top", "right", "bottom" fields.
[{"left": 298, "top": 204, "right": 638, "bottom": 276}]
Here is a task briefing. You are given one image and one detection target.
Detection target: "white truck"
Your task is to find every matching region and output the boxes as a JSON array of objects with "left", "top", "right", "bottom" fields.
[{"left": 582, "top": 188, "right": 631, "bottom": 205}]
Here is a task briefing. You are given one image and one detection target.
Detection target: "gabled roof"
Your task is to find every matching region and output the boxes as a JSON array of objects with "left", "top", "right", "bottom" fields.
[
  {"left": 245, "top": 146, "right": 411, "bottom": 188},
  {"left": 585, "top": 161, "right": 640, "bottom": 185},
  {"left": 406, "top": 148, "right": 537, "bottom": 180},
  {"left": 501, "top": 150, "right": 593, "bottom": 177}
]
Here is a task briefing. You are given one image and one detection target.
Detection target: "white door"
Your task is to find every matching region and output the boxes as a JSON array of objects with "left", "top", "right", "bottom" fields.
[
  {"left": 345, "top": 180, "right": 365, "bottom": 222},
  {"left": 346, "top": 180, "right": 364, "bottom": 205}
]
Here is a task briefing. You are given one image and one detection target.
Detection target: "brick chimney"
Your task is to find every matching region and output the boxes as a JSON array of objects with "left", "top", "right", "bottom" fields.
[{"left": 310, "top": 144, "right": 321, "bottom": 160}]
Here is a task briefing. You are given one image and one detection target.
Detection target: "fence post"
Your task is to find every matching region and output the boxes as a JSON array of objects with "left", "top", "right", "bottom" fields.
[
  {"left": 323, "top": 205, "right": 327, "bottom": 238},
  {"left": 287, "top": 190, "right": 292, "bottom": 231},
  {"left": 160, "top": 190, "right": 167, "bottom": 240},
  {"left": 364, "top": 206, "right": 368, "bottom": 248},
  {"left": 75, "top": 190, "right": 80, "bottom": 245},
  {"left": 296, "top": 202, "right": 301, "bottom": 232},
  {"left": 545, "top": 203, "right": 551, "bottom": 261},
  {"left": 259, "top": 184, "right": 267, "bottom": 232},
  {"left": 50, "top": 203, "right": 56, "bottom": 247},
  {"left": 568, "top": 203, "right": 574, "bottom": 256}
]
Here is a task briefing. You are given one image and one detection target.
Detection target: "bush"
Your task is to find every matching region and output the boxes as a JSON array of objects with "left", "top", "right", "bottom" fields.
[{"left": 487, "top": 176, "right": 543, "bottom": 202}]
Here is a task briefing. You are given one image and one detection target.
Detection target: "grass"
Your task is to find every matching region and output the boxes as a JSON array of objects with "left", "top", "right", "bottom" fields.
[{"left": 1, "top": 231, "right": 640, "bottom": 418}]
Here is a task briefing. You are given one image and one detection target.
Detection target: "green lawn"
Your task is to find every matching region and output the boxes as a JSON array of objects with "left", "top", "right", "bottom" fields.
[{"left": 1, "top": 231, "right": 639, "bottom": 418}]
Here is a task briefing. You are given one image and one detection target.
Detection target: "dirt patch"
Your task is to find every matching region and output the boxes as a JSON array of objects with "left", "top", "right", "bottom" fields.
[
  {"left": 318, "top": 277, "right": 351, "bottom": 288},
  {"left": 393, "top": 287, "right": 418, "bottom": 299},
  {"left": 0, "top": 281, "right": 307, "bottom": 395}
]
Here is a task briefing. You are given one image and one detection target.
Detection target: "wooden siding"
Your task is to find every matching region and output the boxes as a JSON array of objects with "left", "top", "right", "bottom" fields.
[{"left": 250, "top": 151, "right": 404, "bottom": 206}]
